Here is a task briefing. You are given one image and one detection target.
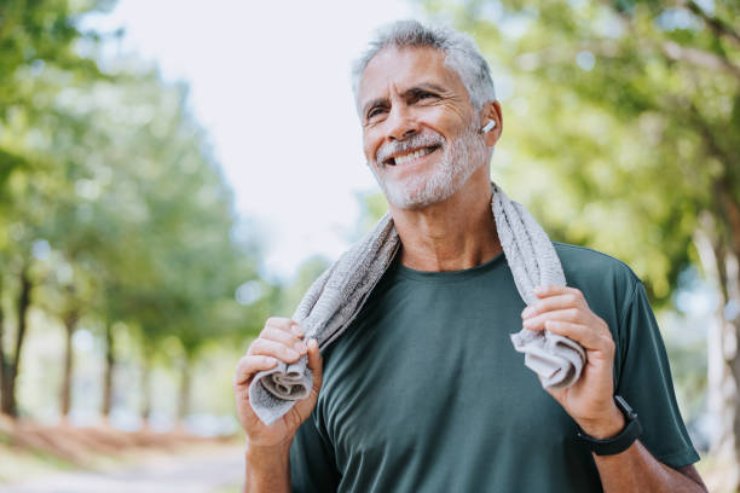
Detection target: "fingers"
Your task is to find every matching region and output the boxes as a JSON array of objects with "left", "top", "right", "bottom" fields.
[
  {"left": 533, "top": 285, "right": 581, "bottom": 298},
  {"left": 234, "top": 317, "right": 319, "bottom": 443},
  {"left": 545, "top": 319, "right": 616, "bottom": 368},
  {"left": 522, "top": 308, "right": 580, "bottom": 330},
  {"left": 261, "top": 326, "right": 307, "bottom": 353},
  {"left": 233, "top": 354, "right": 279, "bottom": 388},
  {"left": 522, "top": 285, "right": 612, "bottom": 352},
  {"left": 264, "top": 317, "right": 304, "bottom": 339},
  {"left": 523, "top": 308, "right": 608, "bottom": 348},
  {"left": 264, "top": 316, "right": 296, "bottom": 330},
  {"left": 543, "top": 320, "right": 606, "bottom": 349},
  {"left": 246, "top": 318, "right": 308, "bottom": 364},
  {"left": 523, "top": 286, "right": 595, "bottom": 332},
  {"left": 248, "top": 338, "right": 304, "bottom": 363},
  {"left": 522, "top": 290, "right": 584, "bottom": 318}
]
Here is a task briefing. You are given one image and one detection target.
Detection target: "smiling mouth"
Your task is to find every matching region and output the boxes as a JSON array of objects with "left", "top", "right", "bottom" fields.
[{"left": 383, "top": 145, "right": 441, "bottom": 166}]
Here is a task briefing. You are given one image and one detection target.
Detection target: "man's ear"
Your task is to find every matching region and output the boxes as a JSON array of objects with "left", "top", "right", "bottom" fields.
[{"left": 480, "top": 100, "right": 503, "bottom": 147}]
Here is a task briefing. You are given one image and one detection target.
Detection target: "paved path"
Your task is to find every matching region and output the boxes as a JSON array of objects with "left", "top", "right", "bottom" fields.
[{"left": 0, "top": 445, "right": 244, "bottom": 493}]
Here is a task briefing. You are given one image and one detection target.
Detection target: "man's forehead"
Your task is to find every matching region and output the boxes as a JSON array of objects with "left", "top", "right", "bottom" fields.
[{"left": 358, "top": 46, "right": 460, "bottom": 100}]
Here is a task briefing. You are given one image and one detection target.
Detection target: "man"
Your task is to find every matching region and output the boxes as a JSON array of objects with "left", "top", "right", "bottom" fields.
[{"left": 234, "top": 20, "right": 707, "bottom": 492}]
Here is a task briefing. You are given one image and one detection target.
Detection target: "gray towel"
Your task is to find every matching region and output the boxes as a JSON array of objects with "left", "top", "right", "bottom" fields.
[
  {"left": 249, "top": 183, "right": 586, "bottom": 425},
  {"left": 494, "top": 185, "right": 587, "bottom": 388}
]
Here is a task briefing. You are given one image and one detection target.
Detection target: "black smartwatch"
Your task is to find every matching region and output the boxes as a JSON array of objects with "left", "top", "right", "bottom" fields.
[{"left": 576, "top": 395, "right": 643, "bottom": 456}]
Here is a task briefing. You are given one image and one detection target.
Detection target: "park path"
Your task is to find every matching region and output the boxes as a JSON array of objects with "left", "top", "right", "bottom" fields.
[{"left": 0, "top": 443, "right": 244, "bottom": 493}]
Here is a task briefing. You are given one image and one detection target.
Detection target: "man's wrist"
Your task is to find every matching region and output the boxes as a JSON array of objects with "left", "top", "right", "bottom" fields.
[
  {"left": 246, "top": 441, "right": 292, "bottom": 466},
  {"left": 576, "top": 402, "right": 626, "bottom": 440},
  {"left": 577, "top": 395, "right": 643, "bottom": 456}
]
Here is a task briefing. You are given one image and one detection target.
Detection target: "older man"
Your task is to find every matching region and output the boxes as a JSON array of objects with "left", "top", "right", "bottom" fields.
[{"left": 234, "top": 20, "right": 706, "bottom": 492}]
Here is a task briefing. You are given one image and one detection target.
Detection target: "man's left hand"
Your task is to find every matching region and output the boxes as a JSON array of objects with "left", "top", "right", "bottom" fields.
[{"left": 521, "top": 285, "right": 625, "bottom": 439}]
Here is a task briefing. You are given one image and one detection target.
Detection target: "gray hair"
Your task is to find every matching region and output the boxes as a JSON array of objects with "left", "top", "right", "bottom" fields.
[{"left": 351, "top": 20, "right": 496, "bottom": 111}]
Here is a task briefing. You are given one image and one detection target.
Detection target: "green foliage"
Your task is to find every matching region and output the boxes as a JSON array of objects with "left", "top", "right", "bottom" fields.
[
  {"left": 421, "top": 0, "right": 740, "bottom": 305},
  {"left": 0, "top": 0, "right": 111, "bottom": 118},
  {"left": 277, "top": 255, "right": 331, "bottom": 317},
  {"left": 350, "top": 190, "right": 388, "bottom": 241},
  {"left": 0, "top": 0, "right": 272, "bottom": 417}
]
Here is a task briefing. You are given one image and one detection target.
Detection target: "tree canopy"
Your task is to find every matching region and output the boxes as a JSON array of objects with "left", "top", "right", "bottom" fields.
[{"left": 0, "top": 0, "right": 271, "bottom": 421}]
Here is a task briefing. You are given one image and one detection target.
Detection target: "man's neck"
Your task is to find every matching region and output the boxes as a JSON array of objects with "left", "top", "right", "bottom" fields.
[{"left": 390, "top": 170, "right": 501, "bottom": 272}]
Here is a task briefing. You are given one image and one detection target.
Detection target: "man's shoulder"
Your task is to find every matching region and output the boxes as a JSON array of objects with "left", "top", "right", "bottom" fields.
[{"left": 553, "top": 242, "right": 641, "bottom": 296}]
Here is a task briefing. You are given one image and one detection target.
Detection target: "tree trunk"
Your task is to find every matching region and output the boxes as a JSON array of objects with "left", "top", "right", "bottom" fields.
[
  {"left": 695, "top": 211, "right": 740, "bottom": 490},
  {"left": 140, "top": 350, "right": 152, "bottom": 428},
  {"left": 101, "top": 322, "right": 115, "bottom": 420},
  {"left": 724, "top": 251, "right": 740, "bottom": 488},
  {"left": 0, "top": 284, "right": 7, "bottom": 414},
  {"left": 60, "top": 311, "right": 78, "bottom": 420},
  {"left": 719, "top": 183, "right": 740, "bottom": 487},
  {"left": 177, "top": 355, "right": 192, "bottom": 427},
  {"left": 1, "top": 266, "right": 32, "bottom": 417}
]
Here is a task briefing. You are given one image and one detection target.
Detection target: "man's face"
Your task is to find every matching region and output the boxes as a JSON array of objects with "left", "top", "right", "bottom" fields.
[{"left": 358, "top": 47, "right": 489, "bottom": 209}]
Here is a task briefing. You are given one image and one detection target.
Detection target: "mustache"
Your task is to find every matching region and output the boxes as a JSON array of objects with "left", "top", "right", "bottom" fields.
[{"left": 375, "top": 131, "right": 445, "bottom": 164}]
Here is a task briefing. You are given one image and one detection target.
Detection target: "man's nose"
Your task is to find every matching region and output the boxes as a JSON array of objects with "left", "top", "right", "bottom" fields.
[{"left": 385, "top": 105, "right": 419, "bottom": 141}]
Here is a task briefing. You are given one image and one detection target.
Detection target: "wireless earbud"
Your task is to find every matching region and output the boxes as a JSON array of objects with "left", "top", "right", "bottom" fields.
[{"left": 480, "top": 120, "right": 497, "bottom": 133}]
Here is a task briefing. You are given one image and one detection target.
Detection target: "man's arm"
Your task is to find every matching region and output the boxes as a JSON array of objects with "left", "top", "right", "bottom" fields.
[
  {"left": 243, "top": 443, "right": 291, "bottom": 493},
  {"left": 593, "top": 442, "right": 706, "bottom": 492},
  {"left": 521, "top": 285, "right": 706, "bottom": 492},
  {"left": 580, "top": 406, "right": 706, "bottom": 491},
  {"left": 233, "top": 318, "right": 324, "bottom": 493}
]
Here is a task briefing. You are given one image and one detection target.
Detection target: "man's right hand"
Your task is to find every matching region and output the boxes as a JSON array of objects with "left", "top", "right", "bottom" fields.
[{"left": 234, "top": 317, "right": 324, "bottom": 452}]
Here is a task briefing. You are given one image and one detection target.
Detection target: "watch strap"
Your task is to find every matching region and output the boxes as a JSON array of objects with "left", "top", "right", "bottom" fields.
[{"left": 576, "top": 395, "right": 643, "bottom": 456}]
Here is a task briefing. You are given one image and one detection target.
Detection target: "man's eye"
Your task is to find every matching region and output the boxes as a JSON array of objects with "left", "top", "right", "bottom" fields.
[
  {"left": 367, "top": 107, "right": 386, "bottom": 120},
  {"left": 411, "top": 90, "right": 438, "bottom": 103}
]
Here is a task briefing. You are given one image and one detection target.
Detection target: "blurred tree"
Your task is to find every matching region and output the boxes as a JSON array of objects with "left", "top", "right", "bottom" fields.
[
  {"left": 0, "top": 0, "right": 115, "bottom": 418},
  {"left": 58, "top": 75, "right": 267, "bottom": 424},
  {"left": 0, "top": 0, "right": 271, "bottom": 426},
  {"left": 421, "top": 0, "right": 739, "bottom": 481},
  {"left": 276, "top": 255, "right": 332, "bottom": 318},
  {"left": 351, "top": 190, "right": 389, "bottom": 240},
  {"left": 33, "top": 254, "right": 95, "bottom": 419}
]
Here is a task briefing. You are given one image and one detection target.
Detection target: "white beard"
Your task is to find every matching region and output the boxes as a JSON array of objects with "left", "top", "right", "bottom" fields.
[{"left": 369, "top": 122, "right": 490, "bottom": 210}]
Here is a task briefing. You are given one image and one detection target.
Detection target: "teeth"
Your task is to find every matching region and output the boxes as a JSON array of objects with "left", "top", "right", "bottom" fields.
[{"left": 394, "top": 148, "right": 431, "bottom": 166}]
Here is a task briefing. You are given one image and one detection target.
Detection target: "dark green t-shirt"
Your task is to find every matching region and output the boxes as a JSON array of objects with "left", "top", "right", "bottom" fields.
[{"left": 290, "top": 243, "right": 699, "bottom": 492}]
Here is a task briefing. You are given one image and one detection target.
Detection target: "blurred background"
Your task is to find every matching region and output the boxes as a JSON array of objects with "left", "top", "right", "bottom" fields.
[{"left": 0, "top": 0, "right": 738, "bottom": 491}]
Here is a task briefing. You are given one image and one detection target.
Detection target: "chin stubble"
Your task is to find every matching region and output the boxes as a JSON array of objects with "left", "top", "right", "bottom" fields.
[{"left": 369, "top": 122, "right": 489, "bottom": 209}]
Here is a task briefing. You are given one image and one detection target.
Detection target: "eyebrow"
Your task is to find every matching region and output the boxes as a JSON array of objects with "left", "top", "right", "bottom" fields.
[
  {"left": 361, "top": 82, "right": 450, "bottom": 117},
  {"left": 407, "top": 82, "right": 448, "bottom": 96}
]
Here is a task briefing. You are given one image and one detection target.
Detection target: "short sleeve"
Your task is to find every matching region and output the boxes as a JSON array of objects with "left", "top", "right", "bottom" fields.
[
  {"left": 615, "top": 281, "right": 700, "bottom": 468},
  {"left": 290, "top": 415, "right": 340, "bottom": 492}
]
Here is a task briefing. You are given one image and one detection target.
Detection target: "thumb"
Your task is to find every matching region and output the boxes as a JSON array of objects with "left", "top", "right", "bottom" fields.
[{"left": 307, "top": 338, "right": 323, "bottom": 393}]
